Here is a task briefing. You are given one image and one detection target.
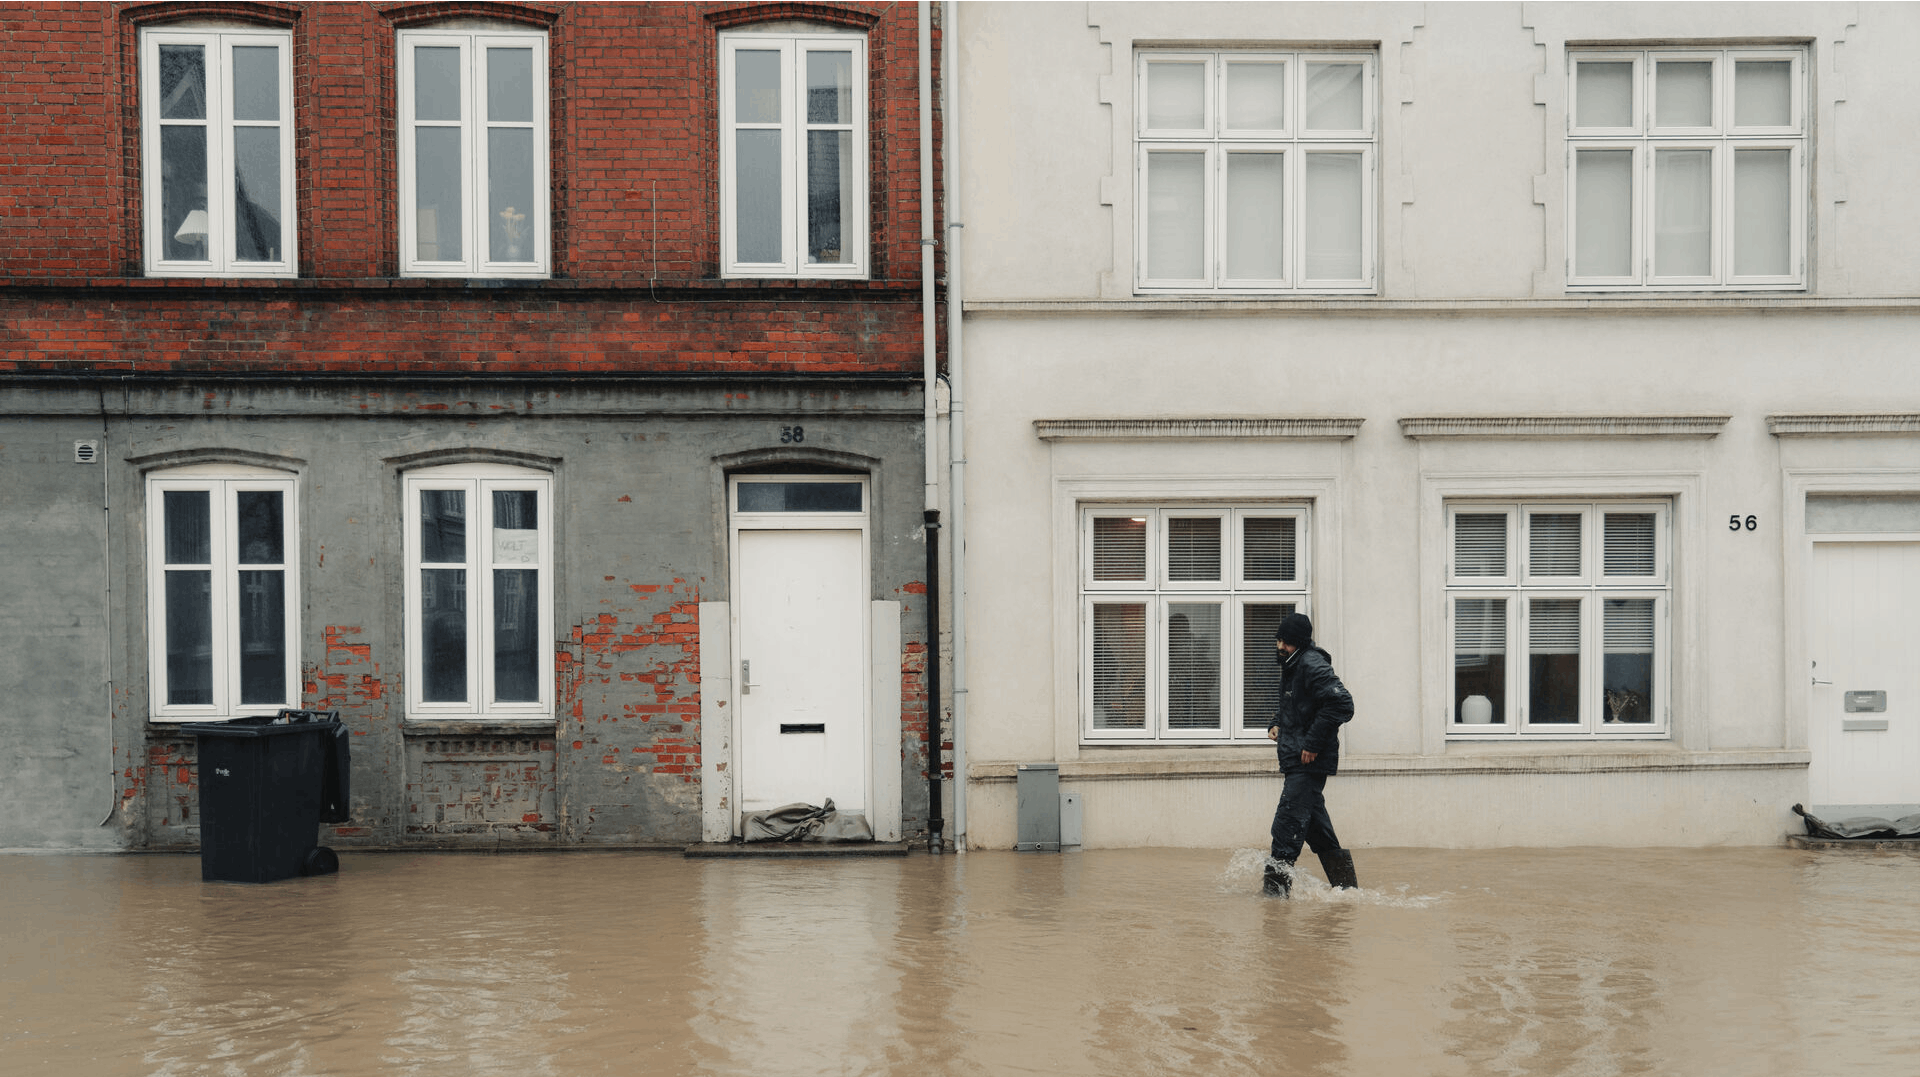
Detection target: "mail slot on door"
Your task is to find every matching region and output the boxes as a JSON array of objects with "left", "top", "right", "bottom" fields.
[{"left": 1845, "top": 690, "right": 1887, "bottom": 713}]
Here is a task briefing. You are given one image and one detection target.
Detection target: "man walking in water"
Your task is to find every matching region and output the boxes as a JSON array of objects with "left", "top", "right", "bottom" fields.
[{"left": 1265, "top": 612, "right": 1358, "bottom": 897}]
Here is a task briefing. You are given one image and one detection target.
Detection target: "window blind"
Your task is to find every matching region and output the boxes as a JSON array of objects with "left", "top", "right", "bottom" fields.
[
  {"left": 1241, "top": 603, "right": 1292, "bottom": 729},
  {"left": 1091, "top": 603, "right": 1147, "bottom": 729},
  {"left": 1528, "top": 598, "right": 1582, "bottom": 654},
  {"left": 1602, "top": 512, "right": 1656, "bottom": 576},
  {"left": 1166, "top": 602, "right": 1221, "bottom": 729},
  {"left": 1528, "top": 513, "right": 1583, "bottom": 577},
  {"left": 1603, "top": 598, "right": 1655, "bottom": 653},
  {"left": 1166, "top": 517, "right": 1222, "bottom": 581},
  {"left": 1242, "top": 516, "right": 1297, "bottom": 582},
  {"left": 1454, "top": 597, "right": 1507, "bottom": 656},
  {"left": 1092, "top": 517, "right": 1148, "bottom": 581},
  {"left": 1453, "top": 513, "right": 1508, "bottom": 577}
]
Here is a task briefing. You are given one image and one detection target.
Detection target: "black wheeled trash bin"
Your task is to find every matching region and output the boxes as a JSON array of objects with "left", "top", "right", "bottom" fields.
[{"left": 181, "top": 709, "right": 350, "bottom": 883}]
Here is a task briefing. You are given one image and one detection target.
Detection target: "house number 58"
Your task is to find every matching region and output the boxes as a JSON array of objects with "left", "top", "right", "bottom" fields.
[
  {"left": 1729, "top": 514, "right": 1758, "bottom": 531},
  {"left": 780, "top": 425, "right": 805, "bottom": 444}
]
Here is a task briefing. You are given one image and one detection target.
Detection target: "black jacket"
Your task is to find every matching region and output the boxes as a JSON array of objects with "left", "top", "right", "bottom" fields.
[{"left": 1269, "top": 646, "right": 1354, "bottom": 775}]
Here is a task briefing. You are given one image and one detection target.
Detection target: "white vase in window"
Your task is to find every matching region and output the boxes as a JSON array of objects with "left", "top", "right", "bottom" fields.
[{"left": 1461, "top": 694, "right": 1493, "bottom": 724}]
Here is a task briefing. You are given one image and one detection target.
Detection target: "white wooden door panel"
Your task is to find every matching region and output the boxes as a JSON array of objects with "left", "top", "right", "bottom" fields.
[{"left": 1809, "top": 541, "right": 1920, "bottom": 806}]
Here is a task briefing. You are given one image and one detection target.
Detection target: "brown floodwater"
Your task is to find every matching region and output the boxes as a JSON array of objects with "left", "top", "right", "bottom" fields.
[{"left": 4, "top": 846, "right": 1918, "bottom": 1076}]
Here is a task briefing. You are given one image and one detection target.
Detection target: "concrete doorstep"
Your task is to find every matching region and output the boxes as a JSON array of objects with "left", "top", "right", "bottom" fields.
[{"left": 682, "top": 841, "right": 912, "bottom": 858}]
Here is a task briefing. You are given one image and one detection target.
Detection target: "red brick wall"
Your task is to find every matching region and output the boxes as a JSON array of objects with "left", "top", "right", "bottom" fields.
[{"left": 0, "top": 1, "right": 942, "bottom": 374}]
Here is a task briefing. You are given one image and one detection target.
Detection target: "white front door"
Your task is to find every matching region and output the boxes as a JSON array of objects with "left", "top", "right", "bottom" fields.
[
  {"left": 736, "top": 527, "right": 868, "bottom": 813},
  {"left": 1808, "top": 540, "right": 1920, "bottom": 806}
]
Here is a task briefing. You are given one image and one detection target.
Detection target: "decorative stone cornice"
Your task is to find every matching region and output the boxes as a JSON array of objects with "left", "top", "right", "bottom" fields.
[
  {"left": 1767, "top": 413, "right": 1920, "bottom": 437},
  {"left": 1033, "top": 417, "right": 1364, "bottom": 441},
  {"left": 1398, "top": 415, "right": 1729, "bottom": 439}
]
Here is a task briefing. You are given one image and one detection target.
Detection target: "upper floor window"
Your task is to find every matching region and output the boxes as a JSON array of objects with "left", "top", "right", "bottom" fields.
[
  {"left": 146, "top": 467, "right": 300, "bottom": 720},
  {"left": 140, "top": 27, "right": 295, "bottom": 277},
  {"left": 1568, "top": 48, "right": 1806, "bottom": 290},
  {"left": 719, "top": 30, "right": 868, "bottom": 278},
  {"left": 1447, "top": 502, "right": 1670, "bottom": 738},
  {"left": 1082, "top": 506, "right": 1310, "bottom": 743},
  {"left": 405, "top": 465, "right": 553, "bottom": 718},
  {"left": 1135, "top": 50, "right": 1376, "bottom": 294},
  {"left": 398, "top": 28, "right": 549, "bottom": 277}
]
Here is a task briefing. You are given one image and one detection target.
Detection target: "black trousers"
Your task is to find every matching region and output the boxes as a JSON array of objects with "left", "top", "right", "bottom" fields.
[{"left": 1269, "top": 771, "right": 1342, "bottom": 864}]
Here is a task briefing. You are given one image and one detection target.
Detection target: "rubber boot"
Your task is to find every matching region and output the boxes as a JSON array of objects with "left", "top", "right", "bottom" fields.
[
  {"left": 1262, "top": 859, "right": 1293, "bottom": 897},
  {"left": 1318, "top": 849, "right": 1358, "bottom": 890}
]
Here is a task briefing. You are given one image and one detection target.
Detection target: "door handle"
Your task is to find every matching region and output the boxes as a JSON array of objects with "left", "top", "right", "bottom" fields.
[
  {"left": 741, "top": 659, "right": 761, "bottom": 694},
  {"left": 1811, "top": 660, "right": 1832, "bottom": 687}
]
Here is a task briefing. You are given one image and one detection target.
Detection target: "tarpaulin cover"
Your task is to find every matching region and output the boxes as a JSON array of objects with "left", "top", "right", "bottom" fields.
[
  {"left": 741, "top": 799, "right": 875, "bottom": 843},
  {"left": 1793, "top": 803, "right": 1920, "bottom": 840}
]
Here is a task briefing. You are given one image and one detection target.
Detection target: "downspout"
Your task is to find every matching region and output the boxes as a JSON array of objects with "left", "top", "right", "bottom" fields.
[
  {"left": 941, "top": 0, "right": 968, "bottom": 851},
  {"left": 918, "top": 0, "right": 945, "bottom": 852}
]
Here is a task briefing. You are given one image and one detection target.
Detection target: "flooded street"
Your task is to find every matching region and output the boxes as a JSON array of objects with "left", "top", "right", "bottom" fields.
[{"left": 5, "top": 846, "right": 1919, "bottom": 1076}]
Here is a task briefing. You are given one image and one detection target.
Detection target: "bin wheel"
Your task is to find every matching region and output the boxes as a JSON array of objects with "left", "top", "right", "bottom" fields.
[{"left": 303, "top": 846, "right": 340, "bottom": 876}]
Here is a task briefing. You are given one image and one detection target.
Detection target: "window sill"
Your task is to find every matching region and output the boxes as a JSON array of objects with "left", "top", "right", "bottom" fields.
[
  {"left": 0, "top": 276, "right": 927, "bottom": 296},
  {"left": 403, "top": 718, "right": 557, "bottom": 736},
  {"left": 970, "top": 747, "right": 1808, "bottom": 782}
]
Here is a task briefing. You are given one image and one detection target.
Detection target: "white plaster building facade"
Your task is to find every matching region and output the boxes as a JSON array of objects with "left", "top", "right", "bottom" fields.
[{"left": 947, "top": 2, "right": 1920, "bottom": 849}]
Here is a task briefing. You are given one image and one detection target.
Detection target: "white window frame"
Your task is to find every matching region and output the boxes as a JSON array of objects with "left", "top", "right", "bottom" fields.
[
  {"left": 146, "top": 465, "right": 300, "bottom": 721},
  {"left": 1134, "top": 50, "right": 1376, "bottom": 294},
  {"left": 1081, "top": 505, "right": 1311, "bottom": 743},
  {"left": 718, "top": 30, "right": 869, "bottom": 279},
  {"left": 140, "top": 26, "right": 297, "bottom": 278},
  {"left": 1567, "top": 47, "right": 1806, "bottom": 290},
  {"left": 1446, "top": 501, "right": 1671, "bottom": 738},
  {"left": 404, "top": 464, "right": 554, "bottom": 719},
  {"left": 397, "top": 27, "right": 550, "bottom": 278}
]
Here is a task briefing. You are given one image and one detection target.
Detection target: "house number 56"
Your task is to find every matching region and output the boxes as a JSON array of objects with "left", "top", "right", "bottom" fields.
[
  {"left": 780, "top": 425, "right": 805, "bottom": 444},
  {"left": 1729, "top": 514, "right": 1758, "bottom": 531}
]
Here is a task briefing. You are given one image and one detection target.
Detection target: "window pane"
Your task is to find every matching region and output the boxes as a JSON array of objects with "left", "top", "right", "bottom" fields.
[
  {"left": 807, "top": 129, "right": 853, "bottom": 264},
  {"left": 231, "top": 45, "right": 279, "bottom": 122},
  {"left": 1092, "top": 517, "right": 1147, "bottom": 581},
  {"left": 1224, "top": 153, "right": 1284, "bottom": 280},
  {"left": 806, "top": 50, "right": 852, "bottom": 124},
  {"left": 414, "top": 127, "right": 463, "bottom": 262},
  {"left": 1241, "top": 603, "right": 1293, "bottom": 730},
  {"left": 1574, "top": 149, "right": 1632, "bottom": 277},
  {"left": 1654, "top": 148, "right": 1711, "bottom": 277},
  {"left": 1655, "top": 61, "right": 1712, "bottom": 128},
  {"left": 1528, "top": 598, "right": 1582, "bottom": 724},
  {"left": 164, "top": 490, "right": 212, "bottom": 565},
  {"left": 159, "top": 44, "right": 206, "bottom": 120},
  {"left": 1603, "top": 598, "right": 1655, "bottom": 724},
  {"left": 492, "top": 490, "right": 539, "bottom": 563},
  {"left": 233, "top": 126, "right": 282, "bottom": 262},
  {"left": 413, "top": 46, "right": 462, "bottom": 123},
  {"left": 1733, "top": 148, "right": 1790, "bottom": 277},
  {"left": 1146, "top": 62, "right": 1204, "bottom": 130},
  {"left": 236, "top": 491, "right": 283, "bottom": 565},
  {"left": 237, "top": 569, "right": 285, "bottom": 704},
  {"left": 420, "top": 489, "right": 466, "bottom": 564},
  {"left": 1242, "top": 517, "right": 1296, "bottom": 582},
  {"left": 1224, "top": 62, "right": 1284, "bottom": 130},
  {"left": 1454, "top": 598, "right": 1507, "bottom": 724},
  {"left": 1091, "top": 603, "right": 1147, "bottom": 730},
  {"left": 1575, "top": 61, "right": 1632, "bottom": 128},
  {"left": 1166, "top": 517, "right": 1222, "bottom": 581},
  {"left": 160, "top": 125, "right": 209, "bottom": 262},
  {"left": 488, "top": 127, "right": 536, "bottom": 262},
  {"left": 165, "top": 570, "right": 213, "bottom": 706},
  {"left": 1453, "top": 513, "right": 1507, "bottom": 577},
  {"left": 486, "top": 47, "right": 533, "bottom": 123},
  {"left": 422, "top": 568, "right": 468, "bottom": 703},
  {"left": 1303, "top": 153, "right": 1362, "bottom": 280},
  {"left": 1528, "top": 512, "right": 1582, "bottom": 577},
  {"left": 1166, "top": 602, "right": 1221, "bottom": 730},
  {"left": 1304, "top": 63, "right": 1364, "bottom": 131},
  {"left": 1145, "top": 152, "right": 1204, "bottom": 280},
  {"left": 1603, "top": 513, "right": 1656, "bottom": 577},
  {"left": 735, "top": 129, "right": 783, "bottom": 264},
  {"left": 1735, "top": 60, "right": 1791, "bottom": 127},
  {"left": 493, "top": 568, "right": 539, "bottom": 703},
  {"left": 735, "top": 49, "right": 781, "bottom": 124},
  {"left": 736, "top": 482, "right": 863, "bottom": 513}
]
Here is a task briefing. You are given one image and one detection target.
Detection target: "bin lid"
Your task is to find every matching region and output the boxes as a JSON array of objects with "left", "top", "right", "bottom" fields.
[{"left": 180, "top": 715, "right": 342, "bottom": 738}]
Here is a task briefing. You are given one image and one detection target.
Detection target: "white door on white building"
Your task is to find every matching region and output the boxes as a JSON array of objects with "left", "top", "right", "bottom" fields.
[
  {"left": 1808, "top": 539, "right": 1920, "bottom": 807},
  {"left": 731, "top": 477, "right": 871, "bottom": 817}
]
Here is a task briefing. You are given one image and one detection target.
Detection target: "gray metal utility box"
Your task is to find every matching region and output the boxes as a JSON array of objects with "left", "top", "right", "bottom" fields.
[{"left": 1015, "top": 763, "right": 1061, "bottom": 851}]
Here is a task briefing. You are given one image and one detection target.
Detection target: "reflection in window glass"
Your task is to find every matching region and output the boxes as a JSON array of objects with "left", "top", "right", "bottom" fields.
[{"left": 736, "top": 482, "right": 863, "bottom": 512}]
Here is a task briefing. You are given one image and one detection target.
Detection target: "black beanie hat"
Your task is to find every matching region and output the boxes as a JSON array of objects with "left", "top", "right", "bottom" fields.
[{"left": 1274, "top": 612, "right": 1314, "bottom": 648}]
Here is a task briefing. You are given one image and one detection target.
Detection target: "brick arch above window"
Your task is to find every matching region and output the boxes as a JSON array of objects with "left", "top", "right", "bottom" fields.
[
  {"left": 127, "top": 448, "right": 306, "bottom": 474},
  {"left": 380, "top": 2, "right": 560, "bottom": 30},
  {"left": 705, "top": 3, "right": 882, "bottom": 31},
  {"left": 122, "top": 2, "right": 302, "bottom": 29},
  {"left": 385, "top": 447, "right": 561, "bottom": 473}
]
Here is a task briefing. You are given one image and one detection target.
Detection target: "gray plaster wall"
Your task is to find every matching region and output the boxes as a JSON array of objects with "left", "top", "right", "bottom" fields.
[{"left": 0, "top": 377, "right": 930, "bottom": 850}]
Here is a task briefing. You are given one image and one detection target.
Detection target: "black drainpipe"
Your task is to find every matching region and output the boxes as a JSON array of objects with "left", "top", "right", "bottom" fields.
[{"left": 924, "top": 508, "right": 944, "bottom": 852}]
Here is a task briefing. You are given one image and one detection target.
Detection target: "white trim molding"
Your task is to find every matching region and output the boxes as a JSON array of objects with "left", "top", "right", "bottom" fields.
[
  {"left": 1767, "top": 414, "right": 1920, "bottom": 437},
  {"left": 1400, "top": 416, "right": 1729, "bottom": 439},
  {"left": 1035, "top": 418, "right": 1364, "bottom": 441}
]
